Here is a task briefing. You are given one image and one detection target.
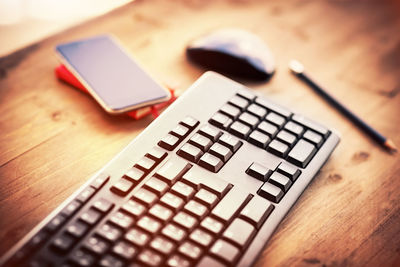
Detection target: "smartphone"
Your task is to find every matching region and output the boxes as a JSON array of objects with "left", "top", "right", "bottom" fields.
[{"left": 55, "top": 35, "right": 171, "bottom": 114}]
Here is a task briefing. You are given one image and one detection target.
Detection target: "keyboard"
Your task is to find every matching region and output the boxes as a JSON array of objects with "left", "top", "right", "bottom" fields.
[{"left": 0, "top": 72, "right": 340, "bottom": 267}]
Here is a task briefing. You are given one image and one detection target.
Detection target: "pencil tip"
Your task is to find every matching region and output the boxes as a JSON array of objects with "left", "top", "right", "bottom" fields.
[
  {"left": 384, "top": 139, "right": 398, "bottom": 154},
  {"left": 289, "top": 60, "right": 304, "bottom": 74}
]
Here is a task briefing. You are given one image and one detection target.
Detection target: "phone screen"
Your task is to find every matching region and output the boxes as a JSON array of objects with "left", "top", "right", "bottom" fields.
[{"left": 56, "top": 35, "right": 170, "bottom": 113}]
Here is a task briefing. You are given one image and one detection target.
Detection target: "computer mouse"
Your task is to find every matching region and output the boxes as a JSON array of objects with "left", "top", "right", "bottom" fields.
[{"left": 186, "top": 28, "right": 275, "bottom": 81}]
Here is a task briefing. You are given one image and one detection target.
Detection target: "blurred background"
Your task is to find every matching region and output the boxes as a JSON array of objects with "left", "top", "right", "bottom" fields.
[{"left": 0, "top": 0, "right": 133, "bottom": 57}]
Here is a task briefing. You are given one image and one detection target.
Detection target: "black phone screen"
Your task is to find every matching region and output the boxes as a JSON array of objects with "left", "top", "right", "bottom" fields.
[{"left": 56, "top": 35, "right": 170, "bottom": 113}]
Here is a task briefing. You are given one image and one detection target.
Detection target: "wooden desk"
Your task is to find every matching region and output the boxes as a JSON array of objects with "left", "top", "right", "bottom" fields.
[{"left": 1, "top": 0, "right": 399, "bottom": 266}]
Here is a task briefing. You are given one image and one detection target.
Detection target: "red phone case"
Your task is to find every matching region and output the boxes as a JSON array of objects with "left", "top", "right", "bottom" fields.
[{"left": 54, "top": 64, "right": 177, "bottom": 120}]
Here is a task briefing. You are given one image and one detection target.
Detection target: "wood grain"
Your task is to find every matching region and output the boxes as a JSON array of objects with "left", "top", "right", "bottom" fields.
[{"left": 0, "top": 0, "right": 399, "bottom": 266}]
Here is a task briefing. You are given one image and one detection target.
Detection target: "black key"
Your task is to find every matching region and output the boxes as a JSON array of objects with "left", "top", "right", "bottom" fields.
[
  {"left": 229, "top": 121, "right": 251, "bottom": 139},
  {"left": 198, "top": 124, "right": 222, "bottom": 142},
  {"left": 61, "top": 200, "right": 82, "bottom": 217},
  {"left": 180, "top": 116, "right": 199, "bottom": 130},
  {"left": 209, "top": 112, "right": 233, "bottom": 130},
  {"left": 276, "top": 162, "right": 301, "bottom": 181},
  {"left": 246, "top": 162, "right": 272, "bottom": 181},
  {"left": 198, "top": 153, "right": 224, "bottom": 172},
  {"left": 284, "top": 121, "right": 304, "bottom": 137},
  {"left": 229, "top": 95, "right": 249, "bottom": 110},
  {"left": 177, "top": 143, "right": 204, "bottom": 162},
  {"left": 123, "top": 167, "right": 145, "bottom": 183},
  {"left": 69, "top": 249, "right": 95, "bottom": 267},
  {"left": 90, "top": 173, "right": 110, "bottom": 190},
  {"left": 170, "top": 124, "right": 190, "bottom": 139},
  {"left": 292, "top": 114, "right": 330, "bottom": 138},
  {"left": 236, "top": 88, "right": 256, "bottom": 101},
  {"left": 27, "top": 231, "right": 49, "bottom": 249},
  {"left": 110, "top": 177, "right": 135, "bottom": 196},
  {"left": 208, "top": 143, "right": 233, "bottom": 162},
  {"left": 109, "top": 211, "right": 134, "bottom": 229},
  {"left": 144, "top": 177, "right": 169, "bottom": 196},
  {"left": 255, "top": 97, "right": 292, "bottom": 118},
  {"left": 188, "top": 133, "right": 213, "bottom": 151},
  {"left": 46, "top": 214, "right": 67, "bottom": 232},
  {"left": 265, "top": 112, "right": 286, "bottom": 128},
  {"left": 248, "top": 130, "right": 270, "bottom": 148},
  {"left": 51, "top": 234, "right": 75, "bottom": 253},
  {"left": 210, "top": 239, "right": 240, "bottom": 265},
  {"left": 276, "top": 130, "right": 297, "bottom": 147},
  {"left": 220, "top": 103, "right": 241, "bottom": 119},
  {"left": 268, "top": 172, "right": 292, "bottom": 192},
  {"left": 158, "top": 134, "right": 180, "bottom": 151},
  {"left": 83, "top": 236, "right": 109, "bottom": 255},
  {"left": 99, "top": 254, "right": 124, "bottom": 267},
  {"left": 155, "top": 158, "right": 192, "bottom": 184},
  {"left": 80, "top": 208, "right": 102, "bottom": 225},
  {"left": 303, "top": 130, "right": 323, "bottom": 148},
  {"left": 146, "top": 146, "right": 168, "bottom": 162},
  {"left": 287, "top": 139, "right": 317, "bottom": 168},
  {"left": 247, "top": 103, "right": 267, "bottom": 118},
  {"left": 97, "top": 223, "right": 122, "bottom": 242},
  {"left": 218, "top": 133, "right": 242, "bottom": 152},
  {"left": 257, "top": 121, "right": 278, "bottom": 137},
  {"left": 239, "top": 195, "right": 274, "bottom": 229},
  {"left": 238, "top": 112, "right": 260, "bottom": 128},
  {"left": 66, "top": 220, "right": 89, "bottom": 238},
  {"left": 112, "top": 241, "right": 137, "bottom": 260},
  {"left": 211, "top": 186, "right": 251, "bottom": 223},
  {"left": 132, "top": 188, "right": 158, "bottom": 207},
  {"left": 258, "top": 182, "right": 284, "bottom": 203},
  {"left": 76, "top": 187, "right": 96, "bottom": 203},
  {"left": 267, "top": 140, "right": 290, "bottom": 158},
  {"left": 93, "top": 198, "right": 114, "bottom": 213},
  {"left": 135, "top": 156, "right": 156, "bottom": 173}
]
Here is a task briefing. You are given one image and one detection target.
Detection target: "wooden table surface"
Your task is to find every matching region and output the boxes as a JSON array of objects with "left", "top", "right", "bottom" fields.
[{"left": 1, "top": 0, "right": 399, "bottom": 266}]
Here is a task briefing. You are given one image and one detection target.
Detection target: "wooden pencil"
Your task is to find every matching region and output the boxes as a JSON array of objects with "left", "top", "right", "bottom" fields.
[{"left": 289, "top": 60, "right": 397, "bottom": 153}]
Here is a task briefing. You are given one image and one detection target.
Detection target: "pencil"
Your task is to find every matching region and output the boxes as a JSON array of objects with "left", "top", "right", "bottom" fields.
[{"left": 289, "top": 60, "right": 397, "bottom": 153}]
